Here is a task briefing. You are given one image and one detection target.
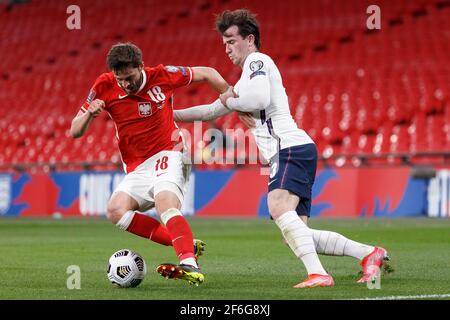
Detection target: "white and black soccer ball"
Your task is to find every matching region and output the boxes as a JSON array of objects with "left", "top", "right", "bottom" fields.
[{"left": 107, "top": 249, "right": 147, "bottom": 288}]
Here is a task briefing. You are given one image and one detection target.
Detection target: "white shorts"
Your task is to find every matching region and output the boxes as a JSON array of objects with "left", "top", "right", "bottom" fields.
[{"left": 113, "top": 150, "right": 191, "bottom": 212}]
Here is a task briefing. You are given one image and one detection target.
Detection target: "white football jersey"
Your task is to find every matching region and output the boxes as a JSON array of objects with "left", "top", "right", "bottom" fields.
[{"left": 233, "top": 52, "right": 314, "bottom": 161}]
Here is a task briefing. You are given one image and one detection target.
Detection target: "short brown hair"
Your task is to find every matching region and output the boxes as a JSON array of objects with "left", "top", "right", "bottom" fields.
[
  {"left": 215, "top": 9, "right": 261, "bottom": 49},
  {"left": 106, "top": 42, "right": 142, "bottom": 72}
]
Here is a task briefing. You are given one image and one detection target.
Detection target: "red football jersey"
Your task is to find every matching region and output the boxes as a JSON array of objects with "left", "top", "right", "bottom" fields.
[{"left": 80, "top": 65, "right": 193, "bottom": 173}]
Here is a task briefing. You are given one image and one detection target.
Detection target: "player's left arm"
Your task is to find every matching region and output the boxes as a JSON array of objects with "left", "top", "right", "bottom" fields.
[
  {"left": 220, "top": 55, "right": 271, "bottom": 112},
  {"left": 191, "top": 67, "right": 230, "bottom": 94}
]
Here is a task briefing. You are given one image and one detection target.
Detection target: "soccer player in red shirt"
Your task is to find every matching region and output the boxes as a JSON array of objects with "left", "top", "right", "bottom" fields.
[{"left": 70, "top": 42, "right": 230, "bottom": 285}]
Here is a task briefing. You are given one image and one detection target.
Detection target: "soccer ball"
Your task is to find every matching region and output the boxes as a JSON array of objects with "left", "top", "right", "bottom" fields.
[{"left": 107, "top": 249, "right": 147, "bottom": 288}]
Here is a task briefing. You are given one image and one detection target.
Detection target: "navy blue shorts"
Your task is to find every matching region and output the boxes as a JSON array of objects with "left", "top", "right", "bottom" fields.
[{"left": 268, "top": 144, "right": 317, "bottom": 217}]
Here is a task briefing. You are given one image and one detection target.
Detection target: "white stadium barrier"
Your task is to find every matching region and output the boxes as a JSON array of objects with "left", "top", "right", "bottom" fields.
[{"left": 427, "top": 169, "right": 450, "bottom": 217}]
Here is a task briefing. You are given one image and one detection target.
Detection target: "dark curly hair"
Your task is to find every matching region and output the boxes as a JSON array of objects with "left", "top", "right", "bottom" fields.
[{"left": 106, "top": 42, "right": 142, "bottom": 72}]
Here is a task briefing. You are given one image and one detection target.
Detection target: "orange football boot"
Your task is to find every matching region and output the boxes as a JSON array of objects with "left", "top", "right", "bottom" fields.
[
  {"left": 294, "top": 273, "right": 335, "bottom": 288},
  {"left": 357, "top": 247, "right": 391, "bottom": 283}
]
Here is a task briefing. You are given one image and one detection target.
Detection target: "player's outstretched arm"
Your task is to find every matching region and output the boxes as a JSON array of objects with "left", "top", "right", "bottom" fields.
[
  {"left": 70, "top": 99, "right": 104, "bottom": 138},
  {"left": 174, "top": 99, "right": 232, "bottom": 122},
  {"left": 220, "top": 77, "right": 270, "bottom": 112},
  {"left": 191, "top": 67, "right": 230, "bottom": 94}
]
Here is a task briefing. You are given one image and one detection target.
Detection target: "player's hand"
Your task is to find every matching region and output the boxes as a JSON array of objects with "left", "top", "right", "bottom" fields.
[
  {"left": 238, "top": 112, "right": 256, "bottom": 129},
  {"left": 219, "top": 86, "right": 238, "bottom": 107},
  {"left": 87, "top": 99, "right": 105, "bottom": 118}
]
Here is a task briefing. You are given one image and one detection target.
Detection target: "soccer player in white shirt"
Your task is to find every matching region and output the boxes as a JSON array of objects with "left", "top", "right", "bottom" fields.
[{"left": 174, "top": 9, "right": 391, "bottom": 288}]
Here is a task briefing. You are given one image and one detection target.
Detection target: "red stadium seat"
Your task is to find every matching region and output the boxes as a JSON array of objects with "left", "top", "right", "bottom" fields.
[{"left": 1, "top": 0, "right": 448, "bottom": 169}]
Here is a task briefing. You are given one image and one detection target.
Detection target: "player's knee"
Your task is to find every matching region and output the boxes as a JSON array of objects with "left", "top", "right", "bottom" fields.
[
  {"left": 268, "top": 197, "right": 287, "bottom": 219},
  {"left": 155, "top": 190, "right": 181, "bottom": 214},
  {"left": 106, "top": 202, "right": 125, "bottom": 225},
  {"left": 268, "top": 190, "right": 297, "bottom": 219},
  {"left": 268, "top": 203, "right": 286, "bottom": 220}
]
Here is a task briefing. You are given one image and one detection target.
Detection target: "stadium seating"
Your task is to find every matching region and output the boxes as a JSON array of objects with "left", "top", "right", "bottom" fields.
[{"left": 0, "top": 0, "right": 448, "bottom": 171}]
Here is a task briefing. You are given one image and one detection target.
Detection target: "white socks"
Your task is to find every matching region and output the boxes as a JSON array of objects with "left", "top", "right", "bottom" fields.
[
  {"left": 180, "top": 257, "right": 198, "bottom": 268},
  {"left": 160, "top": 208, "right": 183, "bottom": 225},
  {"left": 274, "top": 211, "right": 328, "bottom": 275},
  {"left": 311, "top": 229, "right": 374, "bottom": 260},
  {"left": 115, "top": 210, "right": 135, "bottom": 230}
]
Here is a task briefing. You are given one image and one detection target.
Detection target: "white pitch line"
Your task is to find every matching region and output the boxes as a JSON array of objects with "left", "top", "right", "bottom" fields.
[{"left": 353, "top": 294, "right": 450, "bottom": 300}]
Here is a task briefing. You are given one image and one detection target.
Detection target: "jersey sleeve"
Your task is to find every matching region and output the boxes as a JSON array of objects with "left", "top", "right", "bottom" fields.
[
  {"left": 226, "top": 53, "right": 271, "bottom": 112},
  {"left": 233, "top": 80, "right": 241, "bottom": 95},
  {"left": 160, "top": 65, "right": 193, "bottom": 89},
  {"left": 242, "top": 53, "right": 270, "bottom": 82},
  {"left": 79, "top": 74, "right": 109, "bottom": 113}
]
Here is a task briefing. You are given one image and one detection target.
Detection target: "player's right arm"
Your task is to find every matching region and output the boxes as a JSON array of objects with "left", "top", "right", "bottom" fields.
[
  {"left": 70, "top": 74, "right": 108, "bottom": 138},
  {"left": 173, "top": 99, "right": 232, "bottom": 122},
  {"left": 165, "top": 65, "right": 233, "bottom": 122},
  {"left": 174, "top": 81, "right": 240, "bottom": 122},
  {"left": 70, "top": 99, "right": 105, "bottom": 138}
]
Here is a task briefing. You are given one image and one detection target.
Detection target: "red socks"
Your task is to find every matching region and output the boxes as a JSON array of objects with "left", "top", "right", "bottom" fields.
[
  {"left": 165, "top": 215, "right": 195, "bottom": 261},
  {"left": 126, "top": 212, "right": 172, "bottom": 246},
  {"left": 123, "top": 210, "right": 196, "bottom": 262}
]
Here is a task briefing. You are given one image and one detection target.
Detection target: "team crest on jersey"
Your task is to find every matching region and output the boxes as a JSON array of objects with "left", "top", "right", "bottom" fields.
[
  {"left": 86, "top": 89, "right": 96, "bottom": 103},
  {"left": 165, "top": 66, "right": 179, "bottom": 73},
  {"left": 138, "top": 102, "right": 152, "bottom": 117},
  {"left": 249, "top": 60, "right": 266, "bottom": 79}
]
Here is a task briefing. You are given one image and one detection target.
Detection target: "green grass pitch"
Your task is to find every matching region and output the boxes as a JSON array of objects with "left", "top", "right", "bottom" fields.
[{"left": 1, "top": 217, "right": 449, "bottom": 300}]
